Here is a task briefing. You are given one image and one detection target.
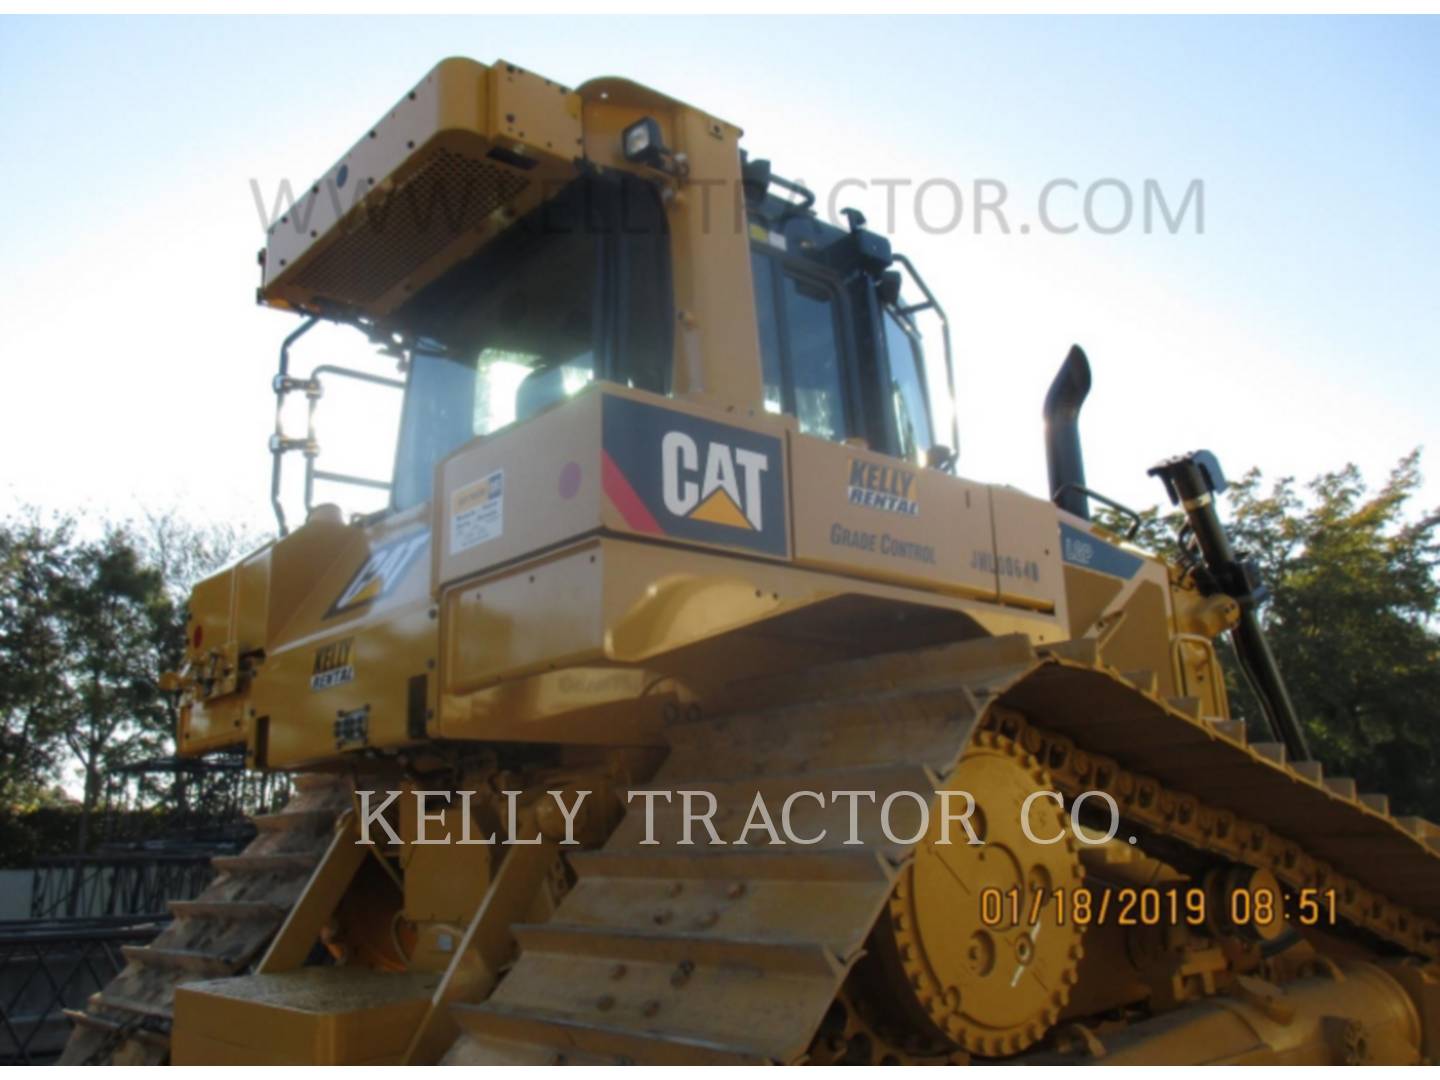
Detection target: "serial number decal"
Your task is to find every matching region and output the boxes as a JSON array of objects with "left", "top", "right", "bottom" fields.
[
  {"left": 979, "top": 886, "right": 1338, "bottom": 928},
  {"left": 971, "top": 549, "right": 1041, "bottom": 583},
  {"left": 311, "top": 637, "right": 355, "bottom": 692}
]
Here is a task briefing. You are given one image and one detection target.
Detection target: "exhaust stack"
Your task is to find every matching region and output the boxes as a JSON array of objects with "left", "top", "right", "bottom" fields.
[{"left": 1044, "top": 345, "right": 1092, "bottom": 519}]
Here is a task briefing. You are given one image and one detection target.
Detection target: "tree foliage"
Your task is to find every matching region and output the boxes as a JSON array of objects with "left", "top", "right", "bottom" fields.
[
  {"left": 1101, "top": 450, "right": 1440, "bottom": 818},
  {"left": 58, "top": 528, "right": 180, "bottom": 852},
  {"left": 0, "top": 513, "right": 75, "bottom": 810},
  {"left": 0, "top": 508, "right": 265, "bottom": 856}
]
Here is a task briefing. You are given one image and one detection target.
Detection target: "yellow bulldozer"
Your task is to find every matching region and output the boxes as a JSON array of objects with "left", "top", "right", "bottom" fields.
[{"left": 62, "top": 57, "right": 1440, "bottom": 1066}]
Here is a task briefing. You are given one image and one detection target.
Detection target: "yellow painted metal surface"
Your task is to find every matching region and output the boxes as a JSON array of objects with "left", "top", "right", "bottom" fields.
[
  {"left": 788, "top": 433, "right": 998, "bottom": 599},
  {"left": 434, "top": 390, "right": 603, "bottom": 587},
  {"left": 988, "top": 484, "right": 1066, "bottom": 613},
  {"left": 578, "top": 77, "right": 763, "bottom": 414},
  {"left": 261, "top": 58, "right": 581, "bottom": 316},
  {"left": 257, "top": 811, "right": 366, "bottom": 975},
  {"left": 172, "top": 968, "right": 439, "bottom": 1064}
]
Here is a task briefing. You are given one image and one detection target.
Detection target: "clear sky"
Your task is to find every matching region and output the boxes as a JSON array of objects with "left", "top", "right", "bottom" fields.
[{"left": 2, "top": 15, "right": 1437, "bottom": 535}]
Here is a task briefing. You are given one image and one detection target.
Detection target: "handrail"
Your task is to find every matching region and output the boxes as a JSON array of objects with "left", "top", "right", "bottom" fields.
[
  {"left": 268, "top": 322, "right": 406, "bottom": 533},
  {"left": 270, "top": 317, "right": 318, "bottom": 536}
]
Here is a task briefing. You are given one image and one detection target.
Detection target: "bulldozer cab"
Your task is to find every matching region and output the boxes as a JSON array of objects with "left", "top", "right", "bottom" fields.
[
  {"left": 256, "top": 54, "right": 953, "bottom": 529},
  {"left": 336, "top": 164, "right": 945, "bottom": 519}
]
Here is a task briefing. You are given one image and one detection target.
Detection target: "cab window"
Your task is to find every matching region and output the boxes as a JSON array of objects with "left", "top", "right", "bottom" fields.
[
  {"left": 782, "top": 274, "right": 847, "bottom": 442},
  {"left": 750, "top": 250, "right": 849, "bottom": 443},
  {"left": 389, "top": 174, "right": 670, "bottom": 509},
  {"left": 884, "top": 311, "right": 933, "bottom": 461},
  {"left": 750, "top": 253, "right": 785, "bottom": 416}
]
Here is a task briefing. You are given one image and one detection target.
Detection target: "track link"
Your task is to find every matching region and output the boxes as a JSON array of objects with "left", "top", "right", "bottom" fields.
[
  {"left": 58, "top": 775, "right": 349, "bottom": 1065},
  {"left": 442, "top": 633, "right": 1440, "bottom": 1064},
  {"left": 442, "top": 636, "right": 1040, "bottom": 1064}
]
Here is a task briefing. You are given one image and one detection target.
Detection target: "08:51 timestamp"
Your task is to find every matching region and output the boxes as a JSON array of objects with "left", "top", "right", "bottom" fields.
[{"left": 979, "top": 885, "right": 1339, "bottom": 929}]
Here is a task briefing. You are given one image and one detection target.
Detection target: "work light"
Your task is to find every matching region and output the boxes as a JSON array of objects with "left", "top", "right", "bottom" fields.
[{"left": 622, "top": 116, "right": 666, "bottom": 167}]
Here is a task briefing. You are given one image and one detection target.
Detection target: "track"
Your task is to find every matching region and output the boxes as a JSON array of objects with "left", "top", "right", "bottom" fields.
[
  {"left": 58, "top": 775, "right": 349, "bottom": 1065},
  {"left": 441, "top": 633, "right": 1440, "bottom": 1064},
  {"left": 61, "top": 633, "right": 1440, "bottom": 1064}
]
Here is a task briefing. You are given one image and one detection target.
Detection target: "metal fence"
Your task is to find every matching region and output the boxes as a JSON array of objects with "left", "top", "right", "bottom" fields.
[
  {"left": 0, "top": 755, "right": 295, "bottom": 1063},
  {"left": 29, "top": 853, "right": 216, "bottom": 921},
  {"left": 0, "top": 916, "right": 163, "bottom": 1065}
]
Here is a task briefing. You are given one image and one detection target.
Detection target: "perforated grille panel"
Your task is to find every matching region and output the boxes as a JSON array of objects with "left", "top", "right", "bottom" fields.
[{"left": 289, "top": 147, "right": 531, "bottom": 309}]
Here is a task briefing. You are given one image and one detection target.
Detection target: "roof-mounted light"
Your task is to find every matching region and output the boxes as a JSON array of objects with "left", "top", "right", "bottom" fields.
[{"left": 622, "top": 116, "right": 666, "bottom": 168}]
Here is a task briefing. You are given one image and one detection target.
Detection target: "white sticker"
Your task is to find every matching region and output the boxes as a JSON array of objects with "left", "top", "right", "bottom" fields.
[{"left": 450, "top": 469, "right": 504, "bottom": 553}]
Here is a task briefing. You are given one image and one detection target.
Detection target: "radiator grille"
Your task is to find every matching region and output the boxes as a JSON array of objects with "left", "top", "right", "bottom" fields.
[{"left": 290, "top": 147, "right": 530, "bottom": 309}]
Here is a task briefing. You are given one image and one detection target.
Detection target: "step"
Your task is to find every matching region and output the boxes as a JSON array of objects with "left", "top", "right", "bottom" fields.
[
  {"left": 1208, "top": 719, "right": 1247, "bottom": 745},
  {"left": 1122, "top": 669, "right": 1157, "bottom": 694},
  {"left": 570, "top": 847, "right": 891, "bottom": 884},
  {"left": 1291, "top": 761, "right": 1324, "bottom": 783},
  {"left": 90, "top": 990, "right": 174, "bottom": 1023},
  {"left": 513, "top": 922, "right": 844, "bottom": 977},
  {"left": 450, "top": 1000, "right": 768, "bottom": 1065},
  {"left": 560, "top": 853, "right": 892, "bottom": 957},
  {"left": 444, "top": 1031, "right": 616, "bottom": 1066},
  {"left": 252, "top": 809, "right": 335, "bottom": 833},
  {"left": 1324, "top": 778, "right": 1358, "bottom": 800},
  {"left": 121, "top": 944, "right": 236, "bottom": 977},
  {"left": 212, "top": 852, "right": 317, "bottom": 875},
  {"left": 1397, "top": 817, "right": 1440, "bottom": 842},
  {"left": 1360, "top": 793, "right": 1391, "bottom": 816},
  {"left": 1251, "top": 742, "right": 1286, "bottom": 764},
  {"left": 63, "top": 1007, "right": 170, "bottom": 1048},
  {"left": 1165, "top": 695, "right": 1201, "bottom": 717},
  {"left": 168, "top": 899, "right": 288, "bottom": 921}
]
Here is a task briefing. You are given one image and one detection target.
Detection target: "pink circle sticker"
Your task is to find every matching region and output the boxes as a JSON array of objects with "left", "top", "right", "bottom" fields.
[{"left": 558, "top": 461, "right": 582, "bottom": 499}]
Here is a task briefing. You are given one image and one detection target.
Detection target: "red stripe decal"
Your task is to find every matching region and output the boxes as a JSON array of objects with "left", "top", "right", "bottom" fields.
[{"left": 601, "top": 449, "right": 663, "bottom": 535}]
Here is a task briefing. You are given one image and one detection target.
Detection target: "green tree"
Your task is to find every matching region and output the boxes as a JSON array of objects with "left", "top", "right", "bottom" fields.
[
  {"left": 57, "top": 526, "right": 180, "bottom": 853},
  {"left": 1101, "top": 451, "right": 1440, "bottom": 818},
  {"left": 0, "top": 512, "right": 75, "bottom": 808},
  {"left": 0, "top": 504, "right": 269, "bottom": 853}
]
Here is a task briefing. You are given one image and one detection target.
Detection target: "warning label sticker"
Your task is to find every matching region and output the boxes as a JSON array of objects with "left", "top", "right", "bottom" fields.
[{"left": 450, "top": 470, "right": 504, "bottom": 554}]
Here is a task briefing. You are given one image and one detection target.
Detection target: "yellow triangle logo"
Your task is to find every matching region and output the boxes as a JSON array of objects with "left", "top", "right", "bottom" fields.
[
  {"left": 689, "top": 488, "right": 752, "bottom": 530},
  {"left": 347, "top": 578, "right": 384, "bottom": 607}
]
